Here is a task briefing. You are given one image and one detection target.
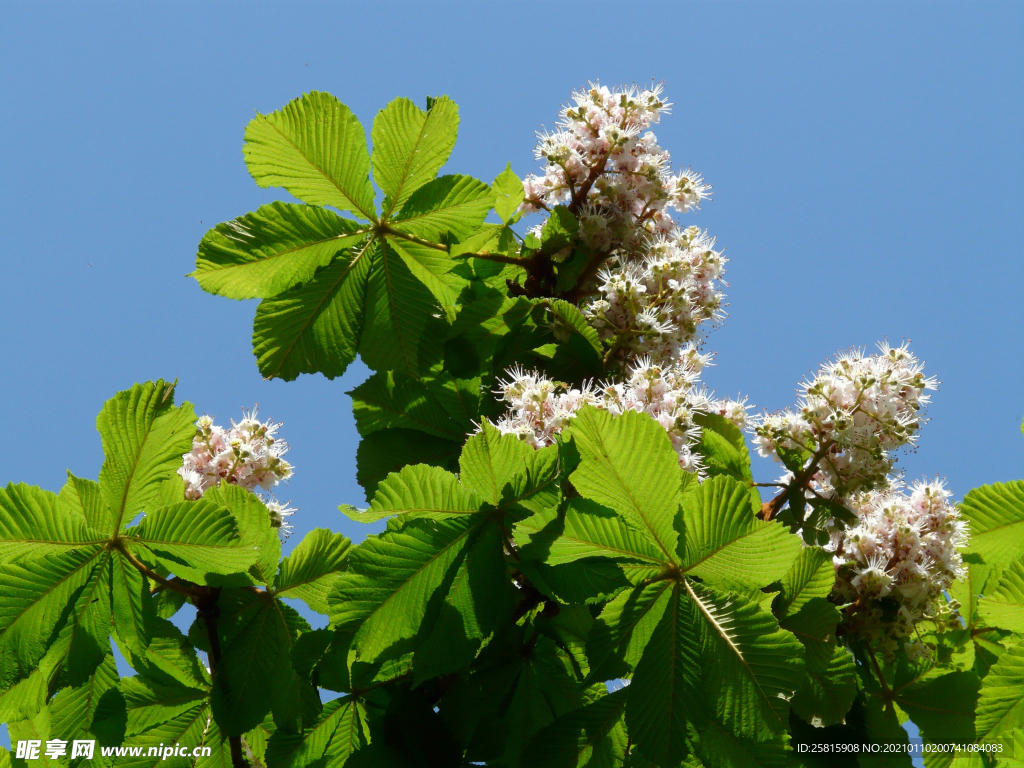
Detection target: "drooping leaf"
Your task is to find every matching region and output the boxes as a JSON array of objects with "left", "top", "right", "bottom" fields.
[
  {"left": 960, "top": 481, "right": 1024, "bottom": 566},
  {"left": 791, "top": 642, "right": 858, "bottom": 728},
  {"left": 372, "top": 96, "right": 459, "bottom": 217},
  {"left": 263, "top": 696, "right": 366, "bottom": 768},
  {"left": 516, "top": 500, "right": 668, "bottom": 567},
  {"left": 357, "top": 239, "right": 440, "bottom": 377},
  {"left": 96, "top": 381, "right": 196, "bottom": 533},
  {"left": 626, "top": 584, "right": 696, "bottom": 766},
  {"left": 587, "top": 580, "right": 674, "bottom": 682},
  {"left": 0, "top": 546, "right": 105, "bottom": 687},
  {"left": 979, "top": 554, "right": 1024, "bottom": 632},
  {"left": 458, "top": 421, "right": 536, "bottom": 506},
  {"left": 386, "top": 234, "right": 465, "bottom": 321},
  {"left": 680, "top": 475, "right": 801, "bottom": 592},
  {"left": 65, "top": 551, "right": 113, "bottom": 685},
  {"left": 193, "top": 202, "right": 367, "bottom": 299},
  {"left": 893, "top": 669, "right": 980, "bottom": 745},
  {"left": 568, "top": 407, "right": 683, "bottom": 561},
  {"left": 243, "top": 91, "right": 376, "bottom": 220},
  {"left": 274, "top": 528, "right": 352, "bottom": 614},
  {"left": 356, "top": 463, "right": 482, "bottom": 525},
  {"left": 413, "top": 523, "right": 508, "bottom": 684},
  {"left": 252, "top": 239, "right": 373, "bottom": 381},
  {"left": 527, "top": 687, "right": 628, "bottom": 768},
  {"left": 349, "top": 370, "right": 464, "bottom": 441},
  {"left": 976, "top": 639, "right": 1024, "bottom": 745},
  {"left": 110, "top": 552, "right": 157, "bottom": 658},
  {"left": 354, "top": 427, "right": 462, "bottom": 499},
  {"left": 773, "top": 546, "right": 836, "bottom": 619},
  {"left": 49, "top": 653, "right": 123, "bottom": 746},
  {"left": 328, "top": 515, "right": 487, "bottom": 663},
  {"left": 0, "top": 482, "right": 104, "bottom": 564},
  {"left": 128, "top": 499, "right": 258, "bottom": 580},
  {"left": 392, "top": 174, "right": 493, "bottom": 242},
  {"left": 684, "top": 579, "right": 805, "bottom": 740}
]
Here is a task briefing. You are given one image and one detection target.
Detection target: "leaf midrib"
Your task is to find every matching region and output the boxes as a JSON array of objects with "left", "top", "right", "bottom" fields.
[
  {"left": 267, "top": 237, "right": 374, "bottom": 378},
  {"left": 260, "top": 114, "right": 375, "bottom": 222},
  {"left": 684, "top": 578, "right": 786, "bottom": 726}
]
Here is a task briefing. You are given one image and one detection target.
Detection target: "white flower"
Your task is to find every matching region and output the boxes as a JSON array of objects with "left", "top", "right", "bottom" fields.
[
  {"left": 492, "top": 348, "right": 750, "bottom": 474},
  {"left": 177, "top": 407, "right": 296, "bottom": 539},
  {"left": 750, "top": 342, "right": 937, "bottom": 498},
  {"left": 830, "top": 477, "right": 967, "bottom": 640}
]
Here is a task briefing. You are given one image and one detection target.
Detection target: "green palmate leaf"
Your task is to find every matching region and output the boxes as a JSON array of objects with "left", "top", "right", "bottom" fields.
[
  {"left": 110, "top": 551, "right": 156, "bottom": 658},
  {"left": 976, "top": 639, "right": 1024, "bottom": 745},
  {"left": 773, "top": 546, "right": 836, "bottom": 618},
  {"left": 59, "top": 471, "right": 117, "bottom": 537},
  {"left": 791, "top": 643, "right": 858, "bottom": 728},
  {"left": 458, "top": 421, "right": 536, "bottom": 506},
  {"left": 0, "top": 482, "right": 104, "bottom": 563},
  {"left": 121, "top": 669, "right": 206, "bottom": 737},
  {"left": 356, "top": 463, "right": 481, "bottom": 525},
  {"left": 357, "top": 238, "right": 440, "bottom": 377},
  {"left": 680, "top": 475, "right": 801, "bottom": 592},
  {"left": 66, "top": 551, "right": 113, "bottom": 685},
  {"left": 209, "top": 593, "right": 301, "bottom": 735},
  {"left": 893, "top": 670, "right": 980, "bottom": 745},
  {"left": 494, "top": 635, "right": 589, "bottom": 767},
  {"left": 0, "top": 545, "right": 105, "bottom": 687},
  {"left": 386, "top": 235, "right": 465, "bottom": 322},
  {"left": 587, "top": 580, "right": 673, "bottom": 681},
  {"left": 0, "top": 631, "right": 70, "bottom": 723},
  {"left": 492, "top": 164, "right": 524, "bottom": 224},
  {"left": 527, "top": 687, "right": 629, "bottom": 768},
  {"left": 96, "top": 380, "right": 196, "bottom": 533},
  {"left": 782, "top": 597, "right": 855, "bottom": 727},
  {"left": 264, "top": 696, "right": 366, "bottom": 768},
  {"left": 243, "top": 91, "right": 375, "bottom": 220},
  {"left": 121, "top": 679, "right": 210, "bottom": 768},
  {"left": 859, "top": 695, "right": 913, "bottom": 768},
  {"left": 7, "top": 709, "right": 53, "bottom": 767},
  {"left": 540, "top": 205, "right": 578, "bottom": 252},
  {"left": 124, "top": 617, "right": 209, "bottom": 691},
  {"left": 328, "top": 514, "right": 487, "bottom": 663},
  {"left": 413, "top": 523, "right": 507, "bottom": 684},
  {"left": 354, "top": 427, "right": 461, "bottom": 499},
  {"left": 423, "top": 374, "right": 482, "bottom": 432},
  {"left": 274, "top": 528, "right": 352, "bottom": 615},
  {"left": 349, "top": 370, "right": 464, "bottom": 441},
  {"left": 568, "top": 407, "right": 683, "bottom": 561},
  {"left": 129, "top": 499, "right": 258, "bottom": 580},
  {"left": 960, "top": 481, "right": 1024, "bottom": 566},
  {"left": 372, "top": 96, "right": 459, "bottom": 218},
  {"left": 979, "top": 554, "right": 1024, "bottom": 632},
  {"left": 548, "top": 299, "right": 603, "bottom": 367},
  {"left": 683, "top": 579, "right": 805, "bottom": 740},
  {"left": 252, "top": 238, "right": 372, "bottom": 381},
  {"left": 203, "top": 483, "right": 281, "bottom": 585},
  {"left": 392, "top": 174, "right": 493, "bottom": 242},
  {"left": 626, "top": 584, "right": 697, "bottom": 766},
  {"left": 691, "top": 716, "right": 794, "bottom": 768},
  {"left": 192, "top": 202, "right": 367, "bottom": 299},
  {"left": 49, "top": 653, "right": 123, "bottom": 746},
  {"left": 516, "top": 499, "right": 668, "bottom": 567}
]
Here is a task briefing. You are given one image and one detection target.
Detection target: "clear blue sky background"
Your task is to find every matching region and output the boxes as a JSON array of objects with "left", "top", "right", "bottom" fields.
[{"left": 1, "top": 1, "right": 1021, "bottom": 754}]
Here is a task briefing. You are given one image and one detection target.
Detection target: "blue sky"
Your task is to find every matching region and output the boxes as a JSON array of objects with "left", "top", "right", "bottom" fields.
[{"left": 1, "top": 1, "right": 1021, "bottom": 753}]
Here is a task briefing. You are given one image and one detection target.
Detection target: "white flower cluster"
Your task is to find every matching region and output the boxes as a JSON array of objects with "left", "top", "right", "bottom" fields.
[
  {"left": 830, "top": 479, "right": 968, "bottom": 649},
  {"left": 177, "top": 409, "right": 296, "bottom": 538},
  {"left": 751, "top": 343, "right": 937, "bottom": 499},
  {"left": 495, "top": 349, "right": 749, "bottom": 471},
  {"left": 582, "top": 226, "right": 726, "bottom": 363},
  {"left": 521, "top": 82, "right": 709, "bottom": 250},
  {"left": 494, "top": 367, "right": 599, "bottom": 449}
]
